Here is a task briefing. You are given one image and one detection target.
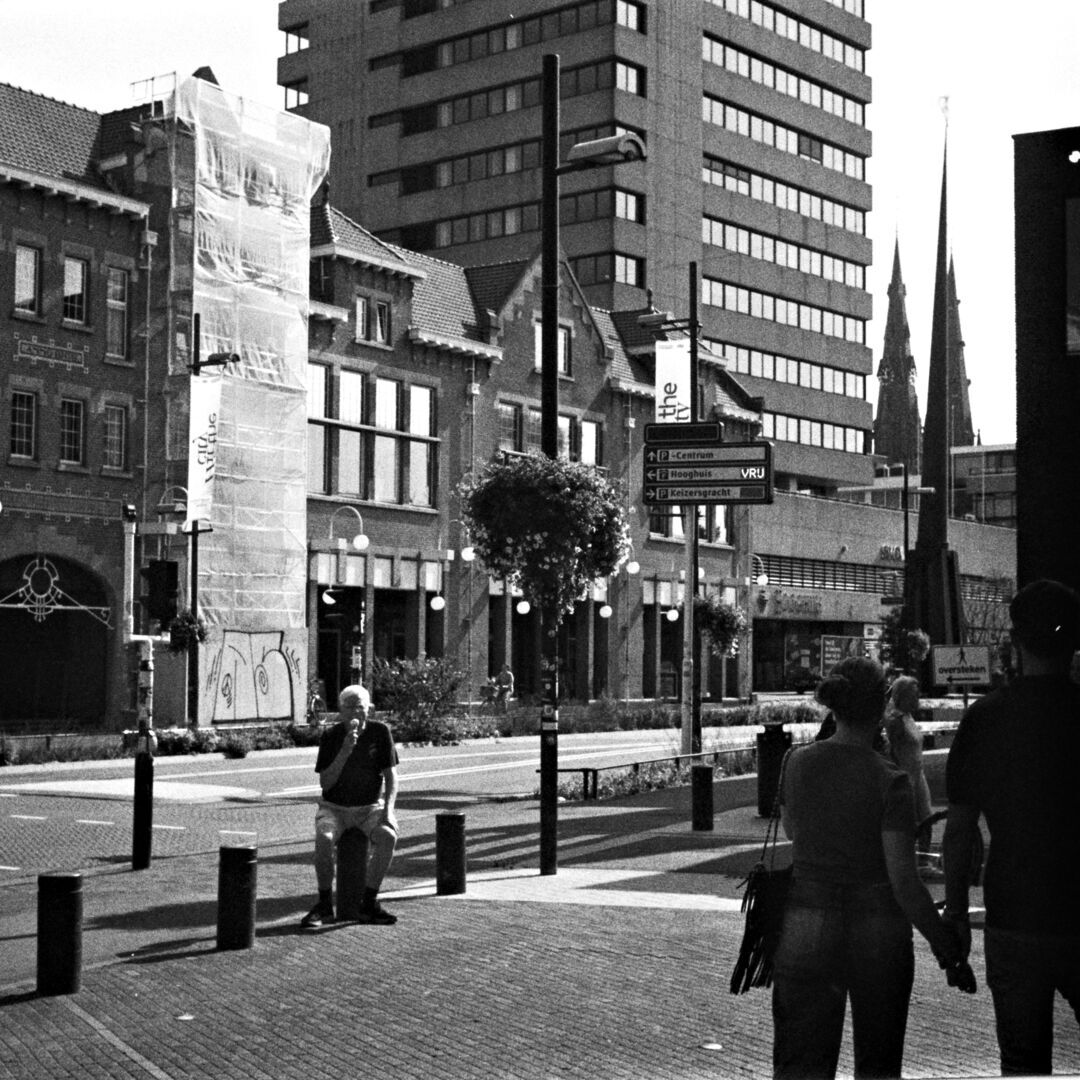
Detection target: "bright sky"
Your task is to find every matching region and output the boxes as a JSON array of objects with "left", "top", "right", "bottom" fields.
[{"left": 4, "top": 0, "right": 1078, "bottom": 446}]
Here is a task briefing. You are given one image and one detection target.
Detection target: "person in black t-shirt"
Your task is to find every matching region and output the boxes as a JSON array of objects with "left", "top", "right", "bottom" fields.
[
  {"left": 301, "top": 684, "right": 399, "bottom": 928},
  {"left": 945, "top": 578, "right": 1080, "bottom": 1075}
]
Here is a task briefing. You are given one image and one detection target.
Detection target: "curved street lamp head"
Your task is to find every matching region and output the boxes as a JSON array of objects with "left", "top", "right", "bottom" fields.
[
  {"left": 329, "top": 505, "right": 369, "bottom": 551},
  {"left": 559, "top": 132, "right": 647, "bottom": 172},
  {"left": 156, "top": 484, "right": 189, "bottom": 516}
]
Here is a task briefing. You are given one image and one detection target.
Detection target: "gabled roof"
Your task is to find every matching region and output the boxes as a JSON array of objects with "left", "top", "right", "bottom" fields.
[
  {"left": 0, "top": 82, "right": 149, "bottom": 218},
  {"left": 464, "top": 260, "right": 529, "bottom": 315},
  {"left": 0, "top": 83, "right": 103, "bottom": 184},
  {"left": 311, "top": 203, "right": 422, "bottom": 279},
  {"left": 590, "top": 308, "right": 652, "bottom": 394},
  {"left": 407, "top": 250, "right": 501, "bottom": 358}
]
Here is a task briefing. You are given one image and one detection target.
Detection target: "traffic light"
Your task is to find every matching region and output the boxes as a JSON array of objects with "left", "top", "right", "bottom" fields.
[{"left": 140, "top": 560, "right": 179, "bottom": 625}]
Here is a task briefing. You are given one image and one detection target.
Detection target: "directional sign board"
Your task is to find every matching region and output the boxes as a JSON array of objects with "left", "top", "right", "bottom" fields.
[
  {"left": 931, "top": 644, "right": 992, "bottom": 686},
  {"left": 643, "top": 427, "right": 773, "bottom": 505}
]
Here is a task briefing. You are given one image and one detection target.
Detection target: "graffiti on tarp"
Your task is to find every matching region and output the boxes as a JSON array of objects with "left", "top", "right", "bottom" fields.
[{"left": 205, "top": 630, "right": 301, "bottom": 723}]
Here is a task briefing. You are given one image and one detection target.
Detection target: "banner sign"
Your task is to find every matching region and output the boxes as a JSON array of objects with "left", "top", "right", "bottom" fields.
[
  {"left": 653, "top": 338, "right": 691, "bottom": 423},
  {"left": 186, "top": 375, "right": 221, "bottom": 526}
]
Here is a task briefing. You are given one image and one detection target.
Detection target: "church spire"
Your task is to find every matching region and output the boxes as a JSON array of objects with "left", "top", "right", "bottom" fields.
[
  {"left": 946, "top": 255, "right": 975, "bottom": 448},
  {"left": 874, "top": 238, "right": 922, "bottom": 472},
  {"left": 906, "top": 135, "right": 964, "bottom": 649}
]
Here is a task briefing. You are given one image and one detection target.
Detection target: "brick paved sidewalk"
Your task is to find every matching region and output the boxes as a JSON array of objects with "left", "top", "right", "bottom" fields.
[{"left": 1, "top": 784, "right": 1078, "bottom": 1079}]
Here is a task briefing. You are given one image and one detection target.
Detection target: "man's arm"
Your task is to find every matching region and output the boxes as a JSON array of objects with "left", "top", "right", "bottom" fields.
[
  {"left": 318, "top": 726, "right": 359, "bottom": 794},
  {"left": 381, "top": 765, "right": 398, "bottom": 829},
  {"left": 942, "top": 802, "right": 981, "bottom": 955}
]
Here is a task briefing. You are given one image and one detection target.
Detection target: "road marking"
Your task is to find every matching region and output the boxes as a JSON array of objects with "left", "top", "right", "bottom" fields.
[
  {"left": 0, "top": 865, "right": 20, "bottom": 871},
  {"left": 219, "top": 829, "right": 256, "bottom": 836},
  {"left": 0, "top": 793, "right": 16, "bottom": 798},
  {"left": 10, "top": 814, "right": 46, "bottom": 821},
  {"left": 76, "top": 819, "right": 115, "bottom": 826},
  {"left": 60, "top": 997, "right": 176, "bottom": 1080},
  {"left": 152, "top": 824, "right": 185, "bottom": 831},
  {"left": 274, "top": 745, "right": 677, "bottom": 796}
]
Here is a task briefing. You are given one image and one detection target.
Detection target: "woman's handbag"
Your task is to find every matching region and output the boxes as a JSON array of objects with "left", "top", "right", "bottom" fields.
[{"left": 729, "top": 749, "right": 793, "bottom": 994}]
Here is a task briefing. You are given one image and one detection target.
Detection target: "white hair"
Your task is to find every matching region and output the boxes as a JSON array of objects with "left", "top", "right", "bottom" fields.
[{"left": 338, "top": 684, "right": 371, "bottom": 709}]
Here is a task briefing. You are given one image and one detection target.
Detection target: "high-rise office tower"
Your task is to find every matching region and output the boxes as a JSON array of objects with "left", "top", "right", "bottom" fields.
[{"left": 278, "top": 0, "right": 874, "bottom": 493}]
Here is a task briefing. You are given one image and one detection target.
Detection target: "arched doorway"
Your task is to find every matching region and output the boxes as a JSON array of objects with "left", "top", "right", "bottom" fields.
[{"left": 0, "top": 555, "right": 111, "bottom": 727}]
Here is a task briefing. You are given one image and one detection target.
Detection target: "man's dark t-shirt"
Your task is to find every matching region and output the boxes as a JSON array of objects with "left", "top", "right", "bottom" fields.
[
  {"left": 947, "top": 674, "right": 1080, "bottom": 934},
  {"left": 315, "top": 719, "right": 398, "bottom": 806}
]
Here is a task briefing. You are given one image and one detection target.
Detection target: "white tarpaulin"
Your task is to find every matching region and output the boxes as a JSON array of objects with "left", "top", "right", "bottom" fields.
[{"left": 172, "top": 78, "right": 330, "bottom": 629}]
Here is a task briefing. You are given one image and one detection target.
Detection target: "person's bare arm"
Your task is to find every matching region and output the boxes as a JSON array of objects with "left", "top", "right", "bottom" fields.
[
  {"left": 883, "top": 829, "right": 975, "bottom": 991},
  {"left": 381, "top": 765, "right": 398, "bottom": 830},
  {"left": 318, "top": 722, "right": 359, "bottom": 794}
]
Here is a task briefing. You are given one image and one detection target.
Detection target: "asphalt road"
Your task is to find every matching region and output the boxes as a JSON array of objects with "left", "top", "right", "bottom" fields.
[{"left": 0, "top": 726, "right": 793, "bottom": 885}]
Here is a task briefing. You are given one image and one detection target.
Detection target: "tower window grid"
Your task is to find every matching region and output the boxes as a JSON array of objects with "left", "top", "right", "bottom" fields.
[
  {"left": 705, "top": 0, "right": 865, "bottom": 72},
  {"left": 711, "top": 340, "right": 866, "bottom": 401},
  {"left": 703, "top": 216, "right": 865, "bottom": 289},
  {"left": 390, "top": 0, "right": 646, "bottom": 78},
  {"left": 383, "top": 57, "right": 645, "bottom": 137},
  {"left": 762, "top": 411, "right": 866, "bottom": 454},
  {"left": 703, "top": 156, "right": 865, "bottom": 236},
  {"left": 10, "top": 391, "right": 37, "bottom": 458},
  {"left": 703, "top": 95, "right": 865, "bottom": 181},
  {"left": 703, "top": 276, "right": 865, "bottom": 344},
  {"left": 703, "top": 35, "right": 865, "bottom": 126}
]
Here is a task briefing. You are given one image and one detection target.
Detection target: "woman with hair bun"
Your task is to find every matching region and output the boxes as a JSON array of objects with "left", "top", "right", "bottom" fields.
[{"left": 772, "top": 656, "right": 974, "bottom": 1079}]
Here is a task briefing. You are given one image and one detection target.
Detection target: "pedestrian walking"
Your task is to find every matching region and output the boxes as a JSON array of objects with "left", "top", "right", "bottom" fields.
[
  {"left": 493, "top": 662, "right": 515, "bottom": 711},
  {"left": 301, "top": 683, "right": 399, "bottom": 928},
  {"left": 944, "top": 578, "right": 1080, "bottom": 1076},
  {"left": 885, "top": 676, "right": 934, "bottom": 870},
  {"left": 773, "top": 656, "right": 975, "bottom": 1080}
]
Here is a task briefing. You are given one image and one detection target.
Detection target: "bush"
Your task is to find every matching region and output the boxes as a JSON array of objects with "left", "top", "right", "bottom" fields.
[
  {"left": 220, "top": 731, "right": 254, "bottom": 759},
  {"left": 391, "top": 711, "right": 502, "bottom": 746},
  {"left": 154, "top": 727, "right": 219, "bottom": 756},
  {"left": 369, "top": 657, "right": 466, "bottom": 724}
]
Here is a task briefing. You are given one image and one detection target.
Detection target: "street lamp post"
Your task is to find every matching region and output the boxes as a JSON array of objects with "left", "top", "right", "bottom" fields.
[{"left": 539, "top": 53, "right": 645, "bottom": 875}]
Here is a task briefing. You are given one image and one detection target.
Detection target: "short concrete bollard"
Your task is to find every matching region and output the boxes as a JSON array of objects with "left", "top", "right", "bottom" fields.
[
  {"left": 436, "top": 811, "right": 467, "bottom": 895},
  {"left": 691, "top": 764, "right": 714, "bottom": 832},
  {"left": 37, "top": 872, "right": 83, "bottom": 996},
  {"left": 216, "top": 845, "right": 257, "bottom": 951},
  {"left": 336, "top": 829, "right": 369, "bottom": 921}
]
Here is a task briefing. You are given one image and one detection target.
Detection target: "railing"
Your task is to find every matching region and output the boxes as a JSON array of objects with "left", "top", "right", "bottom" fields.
[{"left": 542, "top": 746, "right": 752, "bottom": 801}]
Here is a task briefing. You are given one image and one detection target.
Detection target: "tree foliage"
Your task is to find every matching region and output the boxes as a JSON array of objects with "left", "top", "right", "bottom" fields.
[{"left": 459, "top": 453, "right": 631, "bottom": 622}]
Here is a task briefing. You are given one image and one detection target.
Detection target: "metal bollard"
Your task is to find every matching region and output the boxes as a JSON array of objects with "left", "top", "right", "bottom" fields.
[
  {"left": 216, "top": 845, "right": 257, "bottom": 951},
  {"left": 756, "top": 723, "right": 793, "bottom": 816},
  {"left": 37, "top": 872, "right": 83, "bottom": 995},
  {"left": 691, "top": 764, "right": 714, "bottom": 831},
  {"left": 336, "top": 829, "right": 369, "bottom": 921},
  {"left": 436, "top": 811, "right": 467, "bottom": 895}
]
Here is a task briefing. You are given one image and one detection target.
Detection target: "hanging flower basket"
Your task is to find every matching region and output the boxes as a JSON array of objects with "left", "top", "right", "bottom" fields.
[
  {"left": 458, "top": 454, "right": 631, "bottom": 623},
  {"left": 168, "top": 608, "right": 208, "bottom": 654},
  {"left": 693, "top": 595, "right": 748, "bottom": 657}
]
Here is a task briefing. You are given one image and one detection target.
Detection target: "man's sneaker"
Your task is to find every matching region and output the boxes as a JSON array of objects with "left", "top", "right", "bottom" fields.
[
  {"left": 358, "top": 900, "right": 397, "bottom": 926},
  {"left": 301, "top": 901, "right": 335, "bottom": 929}
]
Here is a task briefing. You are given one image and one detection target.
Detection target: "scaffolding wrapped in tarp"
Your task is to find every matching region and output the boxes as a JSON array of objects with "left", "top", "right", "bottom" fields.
[{"left": 166, "top": 78, "right": 329, "bottom": 722}]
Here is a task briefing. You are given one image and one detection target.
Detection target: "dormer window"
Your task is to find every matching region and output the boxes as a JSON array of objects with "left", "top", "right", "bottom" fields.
[{"left": 356, "top": 295, "right": 392, "bottom": 345}]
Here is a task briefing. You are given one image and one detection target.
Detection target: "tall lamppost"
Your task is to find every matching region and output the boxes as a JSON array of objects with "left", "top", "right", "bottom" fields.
[{"left": 539, "top": 53, "right": 645, "bottom": 875}]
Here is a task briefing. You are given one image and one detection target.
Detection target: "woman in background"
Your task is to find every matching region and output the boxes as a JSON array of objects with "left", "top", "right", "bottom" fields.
[
  {"left": 772, "top": 657, "right": 974, "bottom": 1079},
  {"left": 885, "top": 676, "right": 934, "bottom": 867}
]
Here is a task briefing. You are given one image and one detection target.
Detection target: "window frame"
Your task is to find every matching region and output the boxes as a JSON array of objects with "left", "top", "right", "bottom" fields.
[
  {"left": 59, "top": 397, "right": 86, "bottom": 465},
  {"left": 10, "top": 390, "right": 37, "bottom": 459},
  {"left": 102, "top": 403, "right": 128, "bottom": 470},
  {"left": 62, "top": 256, "right": 89, "bottom": 324},
  {"left": 105, "top": 267, "right": 130, "bottom": 358},
  {"left": 14, "top": 245, "right": 41, "bottom": 316}
]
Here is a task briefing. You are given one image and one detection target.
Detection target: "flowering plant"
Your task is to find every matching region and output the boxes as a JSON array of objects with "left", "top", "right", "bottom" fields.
[
  {"left": 459, "top": 454, "right": 631, "bottom": 622},
  {"left": 693, "top": 595, "right": 747, "bottom": 657},
  {"left": 168, "top": 608, "right": 208, "bottom": 653}
]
